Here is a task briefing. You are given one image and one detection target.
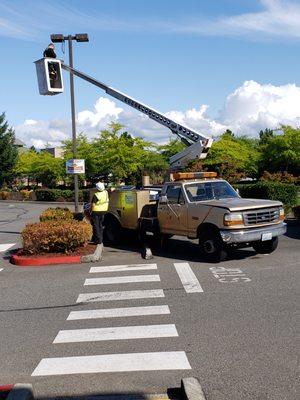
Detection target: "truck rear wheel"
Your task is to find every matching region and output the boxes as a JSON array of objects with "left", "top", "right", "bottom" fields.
[
  {"left": 104, "top": 216, "right": 121, "bottom": 245},
  {"left": 252, "top": 237, "right": 278, "bottom": 254},
  {"left": 199, "top": 229, "right": 227, "bottom": 263}
]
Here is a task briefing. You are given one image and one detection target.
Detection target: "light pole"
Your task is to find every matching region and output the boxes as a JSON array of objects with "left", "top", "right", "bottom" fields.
[{"left": 50, "top": 33, "right": 89, "bottom": 213}]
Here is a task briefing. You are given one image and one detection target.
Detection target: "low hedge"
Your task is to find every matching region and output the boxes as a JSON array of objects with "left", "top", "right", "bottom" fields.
[
  {"left": 234, "top": 182, "right": 298, "bottom": 209},
  {"left": 39, "top": 207, "right": 74, "bottom": 222},
  {"left": 22, "top": 220, "right": 92, "bottom": 254},
  {"left": 35, "top": 189, "right": 89, "bottom": 202}
]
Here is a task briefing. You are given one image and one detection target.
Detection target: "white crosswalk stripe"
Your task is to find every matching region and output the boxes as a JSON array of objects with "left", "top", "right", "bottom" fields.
[
  {"left": 53, "top": 324, "right": 178, "bottom": 343},
  {"left": 77, "top": 289, "right": 164, "bottom": 303},
  {"left": 174, "top": 262, "right": 204, "bottom": 293},
  {"left": 32, "top": 262, "right": 192, "bottom": 379},
  {"left": 0, "top": 243, "right": 16, "bottom": 252},
  {"left": 32, "top": 351, "right": 191, "bottom": 376},
  {"left": 84, "top": 274, "right": 160, "bottom": 286},
  {"left": 67, "top": 305, "right": 170, "bottom": 320},
  {"left": 89, "top": 263, "right": 157, "bottom": 273}
]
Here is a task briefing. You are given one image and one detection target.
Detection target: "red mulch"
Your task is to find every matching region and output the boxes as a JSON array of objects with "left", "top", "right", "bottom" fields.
[{"left": 16, "top": 244, "right": 97, "bottom": 259}]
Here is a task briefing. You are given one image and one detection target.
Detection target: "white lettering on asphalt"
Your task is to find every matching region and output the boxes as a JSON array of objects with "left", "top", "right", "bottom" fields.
[
  {"left": 84, "top": 274, "right": 160, "bottom": 286},
  {"left": 0, "top": 268, "right": 3, "bottom": 272},
  {"left": 174, "top": 262, "right": 204, "bottom": 293},
  {"left": 67, "top": 305, "right": 170, "bottom": 321},
  {"left": 77, "top": 289, "right": 165, "bottom": 303},
  {"left": 53, "top": 324, "right": 178, "bottom": 343},
  {"left": 209, "top": 267, "right": 251, "bottom": 283},
  {"left": 89, "top": 263, "right": 157, "bottom": 273},
  {"left": 32, "top": 351, "right": 191, "bottom": 376}
]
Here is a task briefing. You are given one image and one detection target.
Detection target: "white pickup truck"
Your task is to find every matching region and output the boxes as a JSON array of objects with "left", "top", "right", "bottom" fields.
[{"left": 104, "top": 172, "right": 287, "bottom": 262}]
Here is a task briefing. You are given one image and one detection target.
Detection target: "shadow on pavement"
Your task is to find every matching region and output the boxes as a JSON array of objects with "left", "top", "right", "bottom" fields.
[
  {"left": 284, "top": 224, "right": 300, "bottom": 240},
  {"left": 36, "top": 388, "right": 181, "bottom": 400}
]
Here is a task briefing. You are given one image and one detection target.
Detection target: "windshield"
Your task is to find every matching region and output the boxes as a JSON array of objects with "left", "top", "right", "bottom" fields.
[{"left": 185, "top": 181, "right": 239, "bottom": 202}]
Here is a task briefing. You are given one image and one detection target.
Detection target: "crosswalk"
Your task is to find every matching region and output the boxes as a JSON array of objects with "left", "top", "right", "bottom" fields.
[
  {"left": 32, "top": 262, "right": 204, "bottom": 378},
  {"left": 0, "top": 243, "right": 16, "bottom": 253}
]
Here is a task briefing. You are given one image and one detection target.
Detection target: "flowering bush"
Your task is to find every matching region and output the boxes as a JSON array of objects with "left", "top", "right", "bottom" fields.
[
  {"left": 0, "top": 191, "right": 10, "bottom": 200},
  {"left": 22, "top": 220, "right": 92, "bottom": 254},
  {"left": 39, "top": 207, "right": 74, "bottom": 222},
  {"left": 20, "top": 189, "right": 32, "bottom": 200}
]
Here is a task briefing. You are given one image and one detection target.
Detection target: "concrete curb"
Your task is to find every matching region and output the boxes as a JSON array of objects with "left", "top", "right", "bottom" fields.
[
  {"left": 11, "top": 244, "right": 102, "bottom": 267},
  {"left": 81, "top": 243, "right": 103, "bottom": 263},
  {"left": 6, "top": 384, "right": 34, "bottom": 400},
  {"left": 0, "top": 200, "right": 81, "bottom": 206},
  {"left": 181, "top": 377, "right": 207, "bottom": 400}
]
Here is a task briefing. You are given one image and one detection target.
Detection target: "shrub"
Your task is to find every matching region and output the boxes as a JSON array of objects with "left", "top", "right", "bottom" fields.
[
  {"left": 22, "top": 220, "right": 92, "bottom": 254},
  {"left": 234, "top": 182, "right": 298, "bottom": 209},
  {"left": 20, "top": 189, "right": 32, "bottom": 201},
  {"left": 260, "top": 171, "right": 298, "bottom": 184},
  {"left": 0, "top": 191, "right": 11, "bottom": 200},
  {"left": 35, "top": 189, "right": 62, "bottom": 201},
  {"left": 40, "top": 207, "right": 74, "bottom": 222},
  {"left": 292, "top": 205, "right": 300, "bottom": 219}
]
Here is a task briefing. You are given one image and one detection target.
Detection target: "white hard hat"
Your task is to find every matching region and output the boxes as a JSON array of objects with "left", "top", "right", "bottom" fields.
[{"left": 96, "top": 182, "right": 105, "bottom": 191}]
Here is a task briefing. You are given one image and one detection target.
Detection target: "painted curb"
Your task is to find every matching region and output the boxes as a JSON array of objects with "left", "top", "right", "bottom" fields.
[
  {"left": 181, "top": 377, "right": 207, "bottom": 400},
  {"left": 6, "top": 384, "right": 34, "bottom": 400}
]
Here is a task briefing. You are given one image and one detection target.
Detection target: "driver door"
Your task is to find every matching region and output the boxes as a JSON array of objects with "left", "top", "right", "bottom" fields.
[{"left": 158, "top": 184, "right": 188, "bottom": 235}]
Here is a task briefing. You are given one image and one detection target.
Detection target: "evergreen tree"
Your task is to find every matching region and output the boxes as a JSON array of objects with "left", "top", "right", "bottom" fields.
[{"left": 0, "top": 112, "right": 18, "bottom": 186}]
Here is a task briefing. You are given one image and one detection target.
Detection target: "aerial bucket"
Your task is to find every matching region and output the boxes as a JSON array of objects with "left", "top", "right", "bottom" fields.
[{"left": 34, "top": 58, "right": 64, "bottom": 95}]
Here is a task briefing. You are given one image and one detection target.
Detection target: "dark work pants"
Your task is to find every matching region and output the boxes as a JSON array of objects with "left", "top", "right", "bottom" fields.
[{"left": 91, "top": 212, "right": 105, "bottom": 244}]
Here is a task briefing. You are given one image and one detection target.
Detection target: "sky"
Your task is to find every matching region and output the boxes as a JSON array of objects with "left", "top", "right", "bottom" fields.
[{"left": 1, "top": 0, "right": 300, "bottom": 147}]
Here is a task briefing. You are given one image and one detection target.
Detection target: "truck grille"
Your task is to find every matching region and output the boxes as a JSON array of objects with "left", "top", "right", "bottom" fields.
[{"left": 243, "top": 208, "right": 280, "bottom": 225}]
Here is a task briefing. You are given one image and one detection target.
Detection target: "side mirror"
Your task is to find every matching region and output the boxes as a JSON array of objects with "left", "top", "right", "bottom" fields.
[{"left": 160, "top": 195, "right": 168, "bottom": 204}]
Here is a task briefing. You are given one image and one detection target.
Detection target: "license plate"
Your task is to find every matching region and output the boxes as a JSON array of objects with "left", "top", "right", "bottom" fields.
[{"left": 262, "top": 232, "right": 272, "bottom": 241}]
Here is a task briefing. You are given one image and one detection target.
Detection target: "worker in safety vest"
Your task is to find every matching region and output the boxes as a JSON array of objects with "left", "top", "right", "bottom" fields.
[{"left": 91, "top": 182, "right": 109, "bottom": 244}]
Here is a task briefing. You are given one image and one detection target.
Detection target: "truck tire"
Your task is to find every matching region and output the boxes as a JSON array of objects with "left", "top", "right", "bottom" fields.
[
  {"left": 104, "top": 216, "right": 121, "bottom": 245},
  {"left": 252, "top": 237, "right": 278, "bottom": 254},
  {"left": 199, "top": 229, "right": 227, "bottom": 263}
]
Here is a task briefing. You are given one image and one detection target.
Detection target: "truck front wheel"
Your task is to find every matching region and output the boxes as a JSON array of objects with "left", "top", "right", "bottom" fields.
[
  {"left": 252, "top": 237, "right": 278, "bottom": 254},
  {"left": 199, "top": 229, "right": 227, "bottom": 263}
]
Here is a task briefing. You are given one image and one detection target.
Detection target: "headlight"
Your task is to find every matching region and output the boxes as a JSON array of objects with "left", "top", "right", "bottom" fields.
[
  {"left": 279, "top": 207, "right": 285, "bottom": 220},
  {"left": 224, "top": 213, "right": 244, "bottom": 226}
]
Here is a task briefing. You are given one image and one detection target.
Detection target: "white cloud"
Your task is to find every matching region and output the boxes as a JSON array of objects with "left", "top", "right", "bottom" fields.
[{"left": 14, "top": 79, "right": 300, "bottom": 147}]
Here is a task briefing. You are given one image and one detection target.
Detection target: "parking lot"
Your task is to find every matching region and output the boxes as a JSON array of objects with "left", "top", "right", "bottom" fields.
[{"left": 0, "top": 202, "right": 299, "bottom": 400}]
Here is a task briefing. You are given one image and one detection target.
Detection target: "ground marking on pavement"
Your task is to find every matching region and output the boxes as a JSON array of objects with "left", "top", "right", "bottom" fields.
[
  {"left": 32, "top": 351, "right": 191, "bottom": 376},
  {"left": 0, "top": 243, "right": 16, "bottom": 252},
  {"left": 84, "top": 274, "right": 161, "bottom": 286},
  {"left": 67, "top": 305, "right": 170, "bottom": 320},
  {"left": 209, "top": 267, "right": 251, "bottom": 283},
  {"left": 89, "top": 263, "right": 157, "bottom": 273},
  {"left": 174, "top": 262, "right": 203, "bottom": 293},
  {"left": 53, "top": 324, "right": 178, "bottom": 343},
  {"left": 0, "top": 268, "right": 3, "bottom": 272},
  {"left": 77, "top": 289, "right": 164, "bottom": 303}
]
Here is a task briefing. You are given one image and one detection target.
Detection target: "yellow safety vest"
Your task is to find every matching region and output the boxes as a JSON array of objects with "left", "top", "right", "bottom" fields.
[{"left": 92, "top": 190, "right": 109, "bottom": 212}]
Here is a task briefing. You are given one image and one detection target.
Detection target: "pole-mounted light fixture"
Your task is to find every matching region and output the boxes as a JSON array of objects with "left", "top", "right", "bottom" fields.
[{"left": 50, "top": 33, "right": 89, "bottom": 43}]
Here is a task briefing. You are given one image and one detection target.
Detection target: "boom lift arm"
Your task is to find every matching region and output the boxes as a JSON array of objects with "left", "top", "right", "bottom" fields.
[{"left": 61, "top": 63, "right": 213, "bottom": 169}]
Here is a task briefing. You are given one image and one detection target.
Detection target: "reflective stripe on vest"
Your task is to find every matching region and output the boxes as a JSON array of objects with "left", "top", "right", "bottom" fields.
[{"left": 92, "top": 190, "right": 109, "bottom": 212}]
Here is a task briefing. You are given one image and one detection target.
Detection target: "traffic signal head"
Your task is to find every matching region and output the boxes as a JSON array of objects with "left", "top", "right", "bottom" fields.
[{"left": 34, "top": 58, "right": 64, "bottom": 95}]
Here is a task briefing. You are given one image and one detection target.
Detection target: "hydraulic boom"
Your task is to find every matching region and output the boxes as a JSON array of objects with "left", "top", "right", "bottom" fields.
[{"left": 61, "top": 62, "right": 213, "bottom": 169}]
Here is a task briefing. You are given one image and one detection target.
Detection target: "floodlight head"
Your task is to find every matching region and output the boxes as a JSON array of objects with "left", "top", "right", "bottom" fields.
[
  {"left": 51, "top": 34, "right": 64, "bottom": 43},
  {"left": 75, "top": 33, "right": 89, "bottom": 42}
]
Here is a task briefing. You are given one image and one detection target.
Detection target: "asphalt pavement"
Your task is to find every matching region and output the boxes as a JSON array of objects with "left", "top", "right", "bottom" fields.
[{"left": 0, "top": 202, "right": 299, "bottom": 400}]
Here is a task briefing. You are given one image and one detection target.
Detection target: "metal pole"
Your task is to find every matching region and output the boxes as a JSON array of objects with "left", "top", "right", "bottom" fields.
[{"left": 68, "top": 35, "right": 79, "bottom": 213}]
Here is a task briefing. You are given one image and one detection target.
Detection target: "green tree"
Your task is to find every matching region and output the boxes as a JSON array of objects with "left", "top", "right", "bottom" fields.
[
  {"left": 259, "top": 126, "right": 300, "bottom": 175},
  {"left": 259, "top": 128, "right": 274, "bottom": 145},
  {"left": 202, "top": 131, "right": 260, "bottom": 181},
  {"left": 0, "top": 112, "right": 18, "bottom": 186},
  {"left": 158, "top": 138, "right": 185, "bottom": 161}
]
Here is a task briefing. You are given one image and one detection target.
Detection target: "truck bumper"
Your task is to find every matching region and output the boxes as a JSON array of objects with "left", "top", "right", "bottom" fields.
[{"left": 219, "top": 222, "right": 287, "bottom": 244}]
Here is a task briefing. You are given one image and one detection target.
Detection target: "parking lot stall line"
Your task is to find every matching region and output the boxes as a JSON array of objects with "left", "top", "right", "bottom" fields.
[
  {"left": 67, "top": 305, "right": 170, "bottom": 320},
  {"left": 84, "top": 274, "right": 161, "bottom": 286},
  {"left": 89, "top": 264, "right": 157, "bottom": 273},
  {"left": 53, "top": 324, "right": 178, "bottom": 343},
  {"left": 31, "top": 351, "right": 191, "bottom": 376},
  {"left": 0, "top": 243, "right": 16, "bottom": 252},
  {"left": 174, "top": 262, "right": 204, "bottom": 293},
  {"left": 76, "top": 289, "right": 165, "bottom": 303}
]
